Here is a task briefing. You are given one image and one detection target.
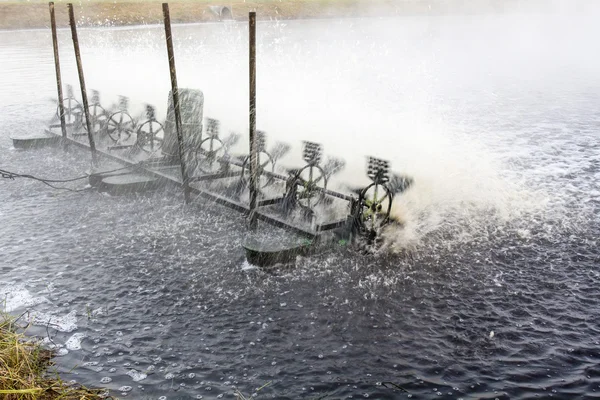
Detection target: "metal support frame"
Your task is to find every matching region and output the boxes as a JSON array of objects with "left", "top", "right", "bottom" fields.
[
  {"left": 49, "top": 2, "right": 67, "bottom": 147},
  {"left": 67, "top": 3, "right": 97, "bottom": 165},
  {"left": 162, "top": 3, "right": 191, "bottom": 204},
  {"left": 248, "top": 11, "right": 259, "bottom": 230},
  {"left": 44, "top": 121, "right": 410, "bottom": 244},
  {"left": 42, "top": 7, "right": 413, "bottom": 246}
]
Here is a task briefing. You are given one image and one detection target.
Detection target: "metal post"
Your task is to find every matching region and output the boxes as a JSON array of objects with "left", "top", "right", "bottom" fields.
[
  {"left": 67, "top": 3, "right": 97, "bottom": 166},
  {"left": 49, "top": 2, "right": 67, "bottom": 148},
  {"left": 248, "top": 11, "right": 258, "bottom": 230},
  {"left": 162, "top": 3, "right": 191, "bottom": 204}
]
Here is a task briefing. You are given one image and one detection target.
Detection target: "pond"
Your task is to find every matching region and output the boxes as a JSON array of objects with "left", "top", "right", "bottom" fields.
[{"left": 1, "top": 8, "right": 599, "bottom": 399}]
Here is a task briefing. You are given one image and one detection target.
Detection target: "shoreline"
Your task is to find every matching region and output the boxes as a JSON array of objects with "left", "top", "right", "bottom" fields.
[
  {"left": 1, "top": 0, "right": 524, "bottom": 31},
  {"left": 0, "top": 314, "right": 107, "bottom": 399}
]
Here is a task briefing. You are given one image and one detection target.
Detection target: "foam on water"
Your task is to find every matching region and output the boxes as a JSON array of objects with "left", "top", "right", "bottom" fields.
[
  {"left": 0, "top": 282, "right": 48, "bottom": 312},
  {"left": 29, "top": 310, "right": 78, "bottom": 333},
  {"left": 126, "top": 369, "right": 147, "bottom": 382},
  {"left": 65, "top": 332, "right": 86, "bottom": 350}
]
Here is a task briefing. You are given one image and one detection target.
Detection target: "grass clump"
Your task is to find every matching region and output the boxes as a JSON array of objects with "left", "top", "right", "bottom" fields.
[
  {"left": 234, "top": 381, "right": 272, "bottom": 399},
  {"left": 0, "top": 313, "right": 110, "bottom": 400}
]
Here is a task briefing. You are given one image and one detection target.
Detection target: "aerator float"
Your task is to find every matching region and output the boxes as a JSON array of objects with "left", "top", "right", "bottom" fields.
[{"left": 14, "top": 86, "right": 413, "bottom": 266}]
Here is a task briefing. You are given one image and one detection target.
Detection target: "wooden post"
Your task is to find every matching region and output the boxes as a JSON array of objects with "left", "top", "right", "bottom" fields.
[
  {"left": 67, "top": 3, "right": 97, "bottom": 166},
  {"left": 49, "top": 2, "right": 67, "bottom": 147},
  {"left": 162, "top": 3, "right": 191, "bottom": 204},
  {"left": 248, "top": 11, "right": 258, "bottom": 230}
]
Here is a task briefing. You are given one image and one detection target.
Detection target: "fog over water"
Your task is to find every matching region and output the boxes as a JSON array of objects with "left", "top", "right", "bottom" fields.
[{"left": 1, "top": 4, "right": 600, "bottom": 399}]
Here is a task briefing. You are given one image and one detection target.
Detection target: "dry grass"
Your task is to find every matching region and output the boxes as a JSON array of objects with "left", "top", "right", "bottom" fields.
[
  {"left": 0, "top": 0, "right": 513, "bottom": 30},
  {"left": 233, "top": 380, "right": 272, "bottom": 399},
  {"left": 0, "top": 0, "right": 386, "bottom": 29},
  {"left": 0, "top": 314, "right": 110, "bottom": 400}
]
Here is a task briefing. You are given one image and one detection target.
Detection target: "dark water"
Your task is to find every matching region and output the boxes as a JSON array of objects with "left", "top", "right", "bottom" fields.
[{"left": 1, "top": 8, "right": 600, "bottom": 399}]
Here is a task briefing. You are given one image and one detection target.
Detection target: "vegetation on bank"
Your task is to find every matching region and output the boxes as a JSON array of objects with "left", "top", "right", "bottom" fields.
[
  {"left": 1, "top": 0, "right": 516, "bottom": 30},
  {"left": 0, "top": 314, "right": 108, "bottom": 400}
]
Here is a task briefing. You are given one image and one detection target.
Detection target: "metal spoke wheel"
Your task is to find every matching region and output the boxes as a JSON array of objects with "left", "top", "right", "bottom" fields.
[
  {"left": 81, "top": 104, "right": 108, "bottom": 135},
  {"left": 135, "top": 120, "right": 164, "bottom": 154},
  {"left": 355, "top": 182, "right": 393, "bottom": 236},
  {"left": 240, "top": 152, "right": 275, "bottom": 191},
  {"left": 195, "top": 136, "right": 225, "bottom": 174},
  {"left": 295, "top": 164, "right": 327, "bottom": 210},
  {"left": 106, "top": 111, "right": 136, "bottom": 145}
]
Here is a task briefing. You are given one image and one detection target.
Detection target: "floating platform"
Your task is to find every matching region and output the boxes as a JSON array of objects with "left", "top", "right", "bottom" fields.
[
  {"left": 11, "top": 133, "right": 61, "bottom": 149},
  {"left": 242, "top": 236, "right": 314, "bottom": 267},
  {"left": 97, "top": 173, "right": 165, "bottom": 195},
  {"left": 88, "top": 167, "right": 136, "bottom": 187}
]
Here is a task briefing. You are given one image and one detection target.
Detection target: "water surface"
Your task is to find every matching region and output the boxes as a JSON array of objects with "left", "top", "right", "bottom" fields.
[{"left": 1, "top": 8, "right": 599, "bottom": 399}]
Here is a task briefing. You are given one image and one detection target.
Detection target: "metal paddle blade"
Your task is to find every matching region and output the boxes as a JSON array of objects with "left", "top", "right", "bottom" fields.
[
  {"left": 302, "top": 141, "right": 322, "bottom": 165},
  {"left": 323, "top": 156, "right": 346, "bottom": 178},
  {"left": 145, "top": 104, "right": 156, "bottom": 119},
  {"left": 91, "top": 89, "right": 101, "bottom": 104},
  {"left": 117, "top": 95, "right": 129, "bottom": 111},
  {"left": 205, "top": 118, "right": 220, "bottom": 137},
  {"left": 222, "top": 132, "right": 240, "bottom": 149},
  {"left": 367, "top": 156, "right": 390, "bottom": 184},
  {"left": 256, "top": 130, "right": 267, "bottom": 152},
  {"left": 388, "top": 173, "right": 414, "bottom": 194},
  {"left": 270, "top": 142, "right": 290, "bottom": 161}
]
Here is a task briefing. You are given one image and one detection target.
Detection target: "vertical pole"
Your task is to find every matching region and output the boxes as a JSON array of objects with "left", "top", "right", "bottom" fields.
[
  {"left": 248, "top": 11, "right": 258, "bottom": 230},
  {"left": 162, "top": 3, "right": 191, "bottom": 204},
  {"left": 49, "top": 2, "right": 67, "bottom": 147},
  {"left": 67, "top": 3, "right": 97, "bottom": 166}
]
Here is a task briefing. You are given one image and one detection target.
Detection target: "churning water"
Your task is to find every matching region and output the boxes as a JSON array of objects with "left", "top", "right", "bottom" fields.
[{"left": 1, "top": 6, "right": 600, "bottom": 399}]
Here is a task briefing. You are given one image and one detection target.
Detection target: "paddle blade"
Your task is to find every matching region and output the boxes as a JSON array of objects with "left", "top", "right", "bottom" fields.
[
  {"left": 323, "top": 156, "right": 346, "bottom": 178},
  {"left": 222, "top": 132, "right": 241, "bottom": 149},
  {"left": 270, "top": 142, "right": 291, "bottom": 161},
  {"left": 388, "top": 173, "right": 413, "bottom": 194}
]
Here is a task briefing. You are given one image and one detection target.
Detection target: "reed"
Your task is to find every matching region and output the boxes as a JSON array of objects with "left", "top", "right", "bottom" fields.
[{"left": 0, "top": 313, "right": 110, "bottom": 400}]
